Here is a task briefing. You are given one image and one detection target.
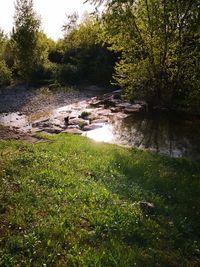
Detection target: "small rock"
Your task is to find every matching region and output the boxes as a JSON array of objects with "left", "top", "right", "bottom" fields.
[{"left": 139, "top": 201, "right": 155, "bottom": 214}]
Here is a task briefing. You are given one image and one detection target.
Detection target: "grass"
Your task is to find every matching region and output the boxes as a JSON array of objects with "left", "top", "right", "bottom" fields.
[{"left": 0, "top": 134, "right": 199, "bottom": 267}]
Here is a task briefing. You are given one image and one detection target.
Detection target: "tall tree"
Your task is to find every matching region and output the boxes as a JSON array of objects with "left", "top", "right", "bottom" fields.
[
  {"left": 88, "top": 0, "right": 200, "bottom": 110},
  {"left": 13, "top": 0, "right": 40, "bottom": 82}
]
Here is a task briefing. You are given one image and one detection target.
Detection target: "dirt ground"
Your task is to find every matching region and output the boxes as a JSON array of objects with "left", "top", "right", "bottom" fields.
[
  {"left": 0, "top": 84, "right": 109, "bottom": 141},
  {"left": 0, "top": 84, "right": 106, "bottom": 114}
]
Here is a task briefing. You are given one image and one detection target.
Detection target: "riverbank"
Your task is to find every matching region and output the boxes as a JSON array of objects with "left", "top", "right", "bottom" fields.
[
  {"left": 0, "top": 134, "right": 199, "bottom": 266},
  {"left": 0, "top": 84, "right": 108, "bottom": 114},
  {"left": 1, "top": 85, "right": 200, "bottom": 160}
]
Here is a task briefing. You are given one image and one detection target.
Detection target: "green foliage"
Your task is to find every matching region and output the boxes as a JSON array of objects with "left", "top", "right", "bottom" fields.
[
  {"left": 90, "top": 0, "right": 200, "bottom": 110},
  {"left": 78, "top": 120, "right": 88, "bottom": 129},
  {"left": 0, "top": 29, "right": 13, "bottom": 80},
  {"left": 59, "top": 14, "right": 116, "bottom": 85},
  {"left": 0, "top": 134, "right": 199, "bottom": 266},
  {"left": 12, "top": 0, "right": 42, "bottom": 82},
  {"left": 0, "top": 60, "right": 12, "bottom": 86},
  {"left": 80, "top": 111, "right": 92, "bottom": 119}
]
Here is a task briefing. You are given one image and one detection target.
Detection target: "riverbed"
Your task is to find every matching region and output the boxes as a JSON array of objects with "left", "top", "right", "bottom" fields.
[{"left": 0, "top": 85, "right": 200, "bottom": 160}]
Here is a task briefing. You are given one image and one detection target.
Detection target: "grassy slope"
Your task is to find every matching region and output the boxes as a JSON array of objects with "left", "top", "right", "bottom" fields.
[{"left": 0, "top": 134, "right": 199, "bottom": 267}]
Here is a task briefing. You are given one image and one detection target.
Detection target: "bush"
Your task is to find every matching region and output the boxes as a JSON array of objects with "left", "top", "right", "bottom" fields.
[
  {"left": 57, "top": 63, "right": 79, "bottom": 84},
  {"left": 0, "top": 60, "right": 12, "bottom": 87},
  {"left": 32, "top": 62, "right": 58, "bottom": 84},
  {"left": 80, "top": 111, "right": 91, "bottom": 119}
]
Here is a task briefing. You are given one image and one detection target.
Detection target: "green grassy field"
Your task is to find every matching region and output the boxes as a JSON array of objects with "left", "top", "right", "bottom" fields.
[{"left": 0, "top": 134, "right": 199, "bottom": 266}]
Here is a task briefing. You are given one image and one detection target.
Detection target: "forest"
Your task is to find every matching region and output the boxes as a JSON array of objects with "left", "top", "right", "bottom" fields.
[{"left": 0, "top": 1, "right": 200, "bottom": 266}]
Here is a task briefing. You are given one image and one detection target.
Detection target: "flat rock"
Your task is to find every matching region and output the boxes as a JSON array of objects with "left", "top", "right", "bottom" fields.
[
  {"left": 92, "top": 118, "right": 108, "bottom": 124},
  {"left": 124, "top": 104, "right": 142, "bottom": 113},
  {"left": 110, "top": 107, "right": 121, "bottom": 113},
  {"left": 62, "top": 128, "right": 83, "bottom": 135},
  {"left": 117, "top": 102, "right": 131, "bottom": 108},
  {"left": 89, "top": 100, "right": 103, "bottom": 107},
  {"left": 67, "top": 125, "right": 80, "bottom": 129},
  {"left": 96, "top": 109, "right": 112, "bottom": 116},
  {"left": 115, "top": 113, "right": 129, "bottom": 119},
  {"left": 43, "top": 128, "right": 62, "bottom": 134},
  {"left": 82, "top": 124, "right": 103, "bottom": 131},
  {"left": 68, "top": 118, "right": 88, "bottom": 126},
  {"left": 32, "top": 119, "right": 51, "bottom": 128}
]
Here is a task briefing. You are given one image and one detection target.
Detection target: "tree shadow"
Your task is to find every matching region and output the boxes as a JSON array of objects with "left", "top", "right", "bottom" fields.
[{"left": 100, "top": 147, "right": 200, "bottom": 238}]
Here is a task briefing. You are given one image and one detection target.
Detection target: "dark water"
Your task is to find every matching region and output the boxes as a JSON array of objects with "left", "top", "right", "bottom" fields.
[
  {"left": 86, "top": 112, "right": 200, "bottom": 160},
  {"left": 112, "top": 112, "right": 200, "bottom": 160},
  {"left": 0, "top": 102, "right": 199, "bottom": 160}
]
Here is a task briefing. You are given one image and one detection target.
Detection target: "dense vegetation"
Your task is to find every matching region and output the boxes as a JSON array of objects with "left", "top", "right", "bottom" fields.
[
  {"left": 0, "top": 133, "right": 199, "bottom": 266},
  {"left": 88, "top": 0, "right": 200, "bottom": 111},
  {"left": 0, "top": 0, "right": 115, "bottom": 87},
  {"left": 0, "top": 1, "right": 200, "bottom": 266},
  {"left": 0, "top": 0, "right": 200, "bottom": 112}
]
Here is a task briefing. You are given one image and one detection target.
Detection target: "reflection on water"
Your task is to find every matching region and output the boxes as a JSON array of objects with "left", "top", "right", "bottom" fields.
[
  {"left": 84, "top": 125, "right": 114, "bottom": 143},
  {"left": 86, "top": 112, "right": 200, "bottom": 160},
  {"left": 0, "top": 105, "right": 199, "bottom": 160}
]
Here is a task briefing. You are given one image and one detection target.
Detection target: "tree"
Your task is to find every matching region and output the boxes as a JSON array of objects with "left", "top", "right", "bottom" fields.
[
  {"left": 88, "top": 0, "right": 200, "bottom": 111},
  {"left": 13, "top": 0, "right": 41, "bottom": 82},
  {"left": 53, "top": 14, "right": 116, "bottom": 85},
  {"left": 0, "top": 29, "right": 12, "bottom": 86}
]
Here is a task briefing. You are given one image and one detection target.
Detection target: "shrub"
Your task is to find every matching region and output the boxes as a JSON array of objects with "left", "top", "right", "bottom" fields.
[
  {"left": 78, "top": 120, "right": 88, "bottom": 129},
  {"left": 57, "top": 63, "right": 79, "bottom": 84},
  {"left": 80, "top": 111, "right": 91, "bottom": 119},
  {"left": 32, "top": 62, "right": 58, "bottom": 84}
]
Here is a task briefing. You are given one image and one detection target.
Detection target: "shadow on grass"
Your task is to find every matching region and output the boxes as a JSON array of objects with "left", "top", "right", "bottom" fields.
[{"left": 100, "top": 148, "right": 200, "bottom": 239}]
